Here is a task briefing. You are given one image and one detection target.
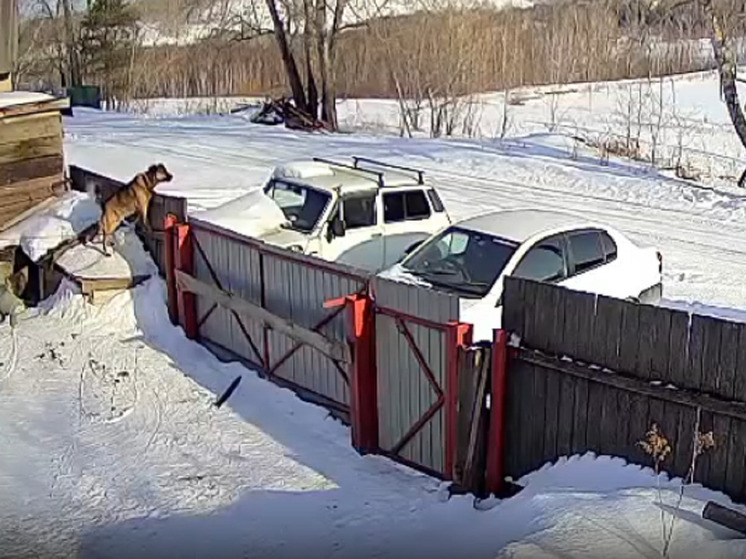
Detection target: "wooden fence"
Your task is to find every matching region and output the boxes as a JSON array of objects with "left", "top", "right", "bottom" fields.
[
  {"left": 68, "top": 165, "right": 187, "bottom": 275},
  {"left": 501, "top": 276, "right": 746, "bottom": 504}
]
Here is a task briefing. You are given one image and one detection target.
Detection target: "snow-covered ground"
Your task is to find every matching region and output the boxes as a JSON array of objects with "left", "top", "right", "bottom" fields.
[
  {"left": 1, "top": 229, "right": 745, "bottom": 558},
  {"left": 65, "top": 69, "right": 746, "bottom": 318}
]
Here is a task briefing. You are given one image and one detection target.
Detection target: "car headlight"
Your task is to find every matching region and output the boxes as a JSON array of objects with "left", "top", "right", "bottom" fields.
[{"left": 288, "top": 244, "right": 304, "bottom": 253}]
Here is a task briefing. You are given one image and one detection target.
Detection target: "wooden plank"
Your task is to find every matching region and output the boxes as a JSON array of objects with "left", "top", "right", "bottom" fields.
[
  {"left": 78, "top": 274, "right": 151, "bottom": 295},
  {"left": 0, "top": 173, "right": 64, "bottom": 199},
  {"left": 727, "top": 327, "right": 746, "bottom": 500},
  {"left": 0, "top": 97, "right": 70, "bottom": 119},
  {"left": 710, "top": 320, "right": 740, "bottom": 492},
  {"left": 517, "top": 349, "right": 746, "bottom": 422},
  {"left": 695, "top": 316, "right": 724, "bottom": 483},
  {"left": 556, "top": 370, "right": 576, "bottom": 458},
  {"left": 540, "top": 369, "right": 561, "bottom": 466},
  {"left": 176, "top": 270, "right": 350, "bottom": 364},
  {"left": 0, "top": 112, "right": 62, "bottom": 145},
  {"left": 618, "top": 302, "right": 641, "bottom": 375},
  {"left": 0, "top": 155, "right": 64, "bottom": 186},
  {"left": 0, "top": 194, "right": 60, "bottom": 232},
  {"left": 502, "top": 276, "right": 525, "bottom": 335},
  {"left": 0, "top": 134, "right": 62, "bottom": 165}
]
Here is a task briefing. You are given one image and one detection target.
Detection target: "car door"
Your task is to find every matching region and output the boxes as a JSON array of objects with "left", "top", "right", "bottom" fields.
[
  {"left": 381, "top": 189, "right": 439, "bottom": 268},
  {"left": 562, "top": 228, "right": 625, "bottom": 298},
  {"left": 320, "top": 192, "right": 385, "bottom": 271}
]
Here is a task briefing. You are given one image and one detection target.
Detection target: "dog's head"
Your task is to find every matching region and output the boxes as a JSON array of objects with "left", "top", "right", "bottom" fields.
[{"left": 146, "top": 163, "right": 174, "bottom": 187}]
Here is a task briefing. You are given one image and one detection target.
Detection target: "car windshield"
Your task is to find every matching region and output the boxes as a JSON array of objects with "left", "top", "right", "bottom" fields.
[
  {"left": 264, "top": 179, "right": 332, "bottom": 233},
  {"left": 402, "top": 226, "right": 518, "bottom": 298}
]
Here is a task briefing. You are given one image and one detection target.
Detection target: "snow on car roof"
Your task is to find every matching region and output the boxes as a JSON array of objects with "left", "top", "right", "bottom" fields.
[
  {"left": 457, "top": 208, "right": 601, "bottom": 243},
  {"left": 273, "top": 160, "right": 421, "bottom": 194}
]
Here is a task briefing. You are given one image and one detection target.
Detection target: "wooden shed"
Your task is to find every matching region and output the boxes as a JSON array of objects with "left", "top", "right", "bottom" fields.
[{"left": 0, "top": 92, "right": 71, "bottom": 231}]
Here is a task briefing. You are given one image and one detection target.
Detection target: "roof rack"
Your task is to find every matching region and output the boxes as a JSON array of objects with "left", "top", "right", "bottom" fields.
[
  {"left": 352, "top": 156, "right": 425, "bottom": 185},
  {"left": 312, "top": 157, "right": 384, "bottom": 187}
]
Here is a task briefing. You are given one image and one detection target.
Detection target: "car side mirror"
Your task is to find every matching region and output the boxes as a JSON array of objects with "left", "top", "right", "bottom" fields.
[{"left": 328, "top": 217, "right": 346, "bottom": 240}]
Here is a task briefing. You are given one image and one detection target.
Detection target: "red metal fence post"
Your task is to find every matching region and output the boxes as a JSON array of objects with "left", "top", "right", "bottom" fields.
[
  {"left": 485, "top": 328, "right": 509, "bottom": 495},
  {"left": 445, "top": 321, "right": 474, "bottom": 481},
  {"left": 175, "top": 223, "right": 198, "bottom": 340},
  {"left": 164, "top": 214, "right": 178, "bottom": 325},
  {"left": 346, "top": 293, "right": 379, "bottom": 454}
]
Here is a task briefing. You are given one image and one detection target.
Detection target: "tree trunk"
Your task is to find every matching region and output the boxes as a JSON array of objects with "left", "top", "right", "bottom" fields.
[
  {"left": 320, "top": 0, "right": 346, "bottom": 131},
  {"left": 265, "top": 0, "right": 308, "bottom": 113},
  {"left": 303, "top": 0, "right": 319, "bottom": 119},
  {"left": 702, "top": 0, "right": 746, "bottom": 152},
  {"left": 61, "top": 0, "right": 81, "bottom": 87}
]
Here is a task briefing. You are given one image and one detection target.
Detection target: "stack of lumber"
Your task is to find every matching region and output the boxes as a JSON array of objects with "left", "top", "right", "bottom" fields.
[{"left": 0, "top": 93, "right": 70, "bottom": 230}]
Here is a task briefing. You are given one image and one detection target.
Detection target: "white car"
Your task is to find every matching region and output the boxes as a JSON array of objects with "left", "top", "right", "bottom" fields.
[
  {"left": 382, "top": 208, "right": 663, "bottom": 341},
  {"left": 206, "top": 157, "right": 451, "bottom": 273}
]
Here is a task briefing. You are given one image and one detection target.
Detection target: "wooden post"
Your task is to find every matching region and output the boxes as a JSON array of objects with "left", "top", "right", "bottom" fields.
[
  {"left": 485, "top": 329, "right": 509, "bottom": 495},
  {"left": 703, "top": 501, "right": 746, "bottom": 535},
  {"left": 164, "top": 214, "right": 178, "bottom": 325},
  {"left": 174, "top": 223, "right": 198, "bottom": 340},
  {"left": 445, "top": 321, "right": 473, "bottom": 481},
  {"left": 346, "top": 293, "right": 379, "bottom": 454}
]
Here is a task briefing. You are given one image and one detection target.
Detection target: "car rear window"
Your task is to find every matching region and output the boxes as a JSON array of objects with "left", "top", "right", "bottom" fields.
[{"left": 568, "top": 230, "right": 606, "bottom": 274}]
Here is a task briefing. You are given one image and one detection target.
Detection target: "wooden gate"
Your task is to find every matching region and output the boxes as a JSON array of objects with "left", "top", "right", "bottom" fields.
[
  {"left": 371, "top": 276, "right": 471, "bottom": 478},
  {"left": 172, "top": 218, "right": 368, "bottom": 415}
]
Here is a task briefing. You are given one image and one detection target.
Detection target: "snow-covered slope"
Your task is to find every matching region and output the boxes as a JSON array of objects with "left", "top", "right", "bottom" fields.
[{"left": 0, "top": 230, "right": 744, "bottom": 557}]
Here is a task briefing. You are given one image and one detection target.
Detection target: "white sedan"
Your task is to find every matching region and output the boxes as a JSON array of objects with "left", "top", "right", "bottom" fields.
[{"left": 382, "top": 208, "right": 663, "bottom": 341}]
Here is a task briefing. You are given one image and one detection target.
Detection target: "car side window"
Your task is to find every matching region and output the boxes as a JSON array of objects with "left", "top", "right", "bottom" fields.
[
  {"left": 512, "top": 235, "right": 567, "bottom": 283},
  {"left": 383, "top": 191, "right": 431, "bottom": 223},
  {"left": 568, "top": 230, "right": 606, "bottom": 274},
  {"left": 383, "top": 193, "right": 405, "bottom": 222},
  {"left": 342, "top": 195, "right": 377, "bottom": 229}
]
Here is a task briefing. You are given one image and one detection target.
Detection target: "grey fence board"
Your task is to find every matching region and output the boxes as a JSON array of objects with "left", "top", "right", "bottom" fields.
[
  {"left": 372, "top": 276, "right": 459, "bottom": 476},
  {"left": 503, "top": 276, "right": 746, "bottom": 504},
  {"left": 189, "top": 218, "right": 366, "bottom": 412}
]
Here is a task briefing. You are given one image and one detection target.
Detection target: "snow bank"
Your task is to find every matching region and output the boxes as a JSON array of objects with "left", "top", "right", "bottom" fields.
[
  {"left": 0, "top": 192, "right": 100, "bottom": 262},
  {"left": 496, "top": 455, "right": 746, "bottom": 559},
  {"left": 194, "top": 188, "right": 289, "bottom": 238}
]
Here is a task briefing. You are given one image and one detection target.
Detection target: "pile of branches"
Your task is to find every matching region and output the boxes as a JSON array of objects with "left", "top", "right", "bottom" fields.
[{"left": 247, "top": 97, "right": 333, "bottom": 132}]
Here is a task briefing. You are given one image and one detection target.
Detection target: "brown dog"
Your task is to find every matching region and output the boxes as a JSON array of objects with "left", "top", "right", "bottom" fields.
[{"left": 90, "top": 163, "right": 173, "bottom": 256}]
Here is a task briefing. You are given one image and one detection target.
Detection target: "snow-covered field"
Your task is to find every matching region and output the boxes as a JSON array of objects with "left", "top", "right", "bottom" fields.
[
  {"left": 65, "top": 69, "right": 746, "bottom": 317},
  {"left": 1, "top": 229, "right": 745, "bottom": 558}
]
